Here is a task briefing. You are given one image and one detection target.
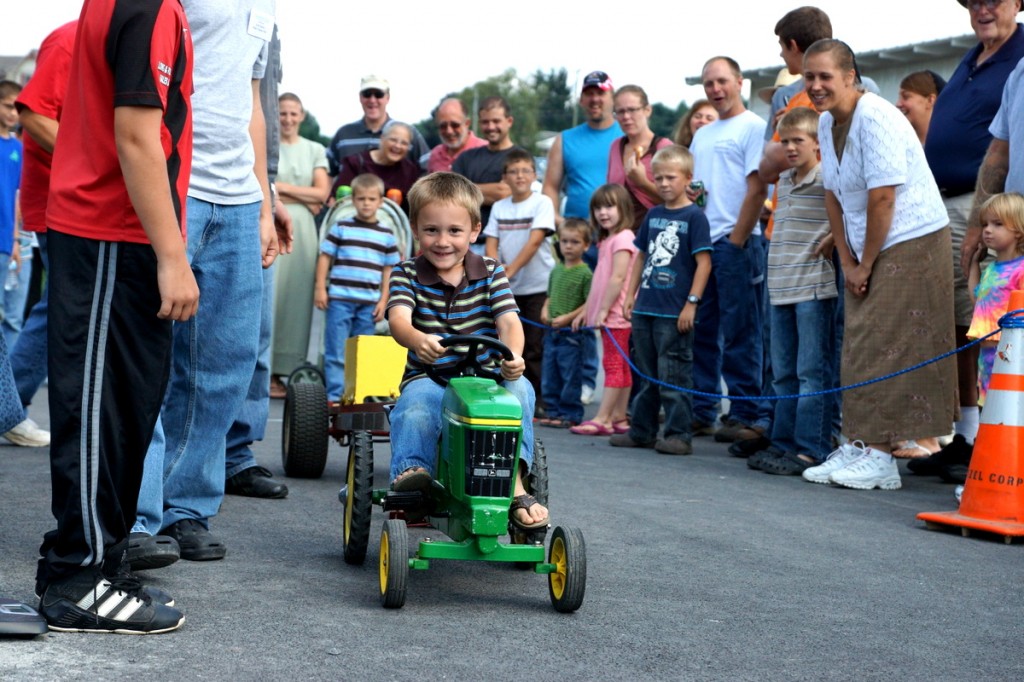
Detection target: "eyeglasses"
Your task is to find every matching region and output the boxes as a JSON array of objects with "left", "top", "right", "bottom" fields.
[
  {"left": 966, "top": 0, "right": 1005, "bottom": 11},
  {"left": 361, "top": 89, "right": 387, "bottom": 99},
  {"left": 613, "top": 106, "right": 645, "bottom": 118},
  {"left": 437, "top": 121, "right": 463, "bottom": 131}
]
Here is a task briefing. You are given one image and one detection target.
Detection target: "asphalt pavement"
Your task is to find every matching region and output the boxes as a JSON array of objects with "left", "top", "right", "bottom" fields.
[{"left": 1, "top": 388, "right": 1022, "bottom": 681}]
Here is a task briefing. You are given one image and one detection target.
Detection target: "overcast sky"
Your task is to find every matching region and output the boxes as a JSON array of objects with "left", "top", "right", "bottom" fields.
[{"left": 7, "top": 1, "right": 976, "bottom": 133}]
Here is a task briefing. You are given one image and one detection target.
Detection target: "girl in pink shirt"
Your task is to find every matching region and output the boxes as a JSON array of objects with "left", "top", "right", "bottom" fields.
[{"left": 570, "top": 184, "right": 638, "bottom": 436}]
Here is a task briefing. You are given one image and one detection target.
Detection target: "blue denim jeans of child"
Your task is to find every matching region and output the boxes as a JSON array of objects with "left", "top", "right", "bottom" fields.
[
  {"left": 541, "top": 328, "right": 585, "bottom": 423},
  {"left": 324, "top": 299, "right": 377, "bottom": 402},
  {"left": 8, "top": 233, "right": 48, "bottom": 415},
  {"left": 629, "top": 314, "right": 695, "bottom": 442},
  {"left": 769, "top": 298, "right": 836, "bottom": 460},
  {"left": 225, "top": 263, "right": 274, "bottom": 479},
  {"left": 134, "top": 198, "right": 263, "bottom": 532},
  {"left": 389, "top": 375, "right": 536, "bottom": 482},
  {"left": 693, "top": 238, "right": 771, "bottom": 427}
]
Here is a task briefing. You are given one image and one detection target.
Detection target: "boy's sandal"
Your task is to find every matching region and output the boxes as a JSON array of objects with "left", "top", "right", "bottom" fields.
[
  {"left": 541, "top": 418, "right": 575, "bottom": 429},
  {"left": 391, "top": 467, "right": 432, "bottom": 492},
  {"left": 759, "top": 451, "right": 814, "bottom": 476},
  {"left": 509, "top": 493, "right": 549, "bottom": 530}
]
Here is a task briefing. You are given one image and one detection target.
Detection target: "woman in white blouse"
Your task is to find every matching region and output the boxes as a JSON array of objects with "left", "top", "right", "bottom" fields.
[{"left": 798, "top": 39, "right": 958, "bottom": 492}]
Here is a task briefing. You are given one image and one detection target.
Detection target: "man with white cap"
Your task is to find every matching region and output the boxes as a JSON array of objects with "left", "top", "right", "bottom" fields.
[{"left": 326, "top": 75, "right": 430, "bottom": 174}]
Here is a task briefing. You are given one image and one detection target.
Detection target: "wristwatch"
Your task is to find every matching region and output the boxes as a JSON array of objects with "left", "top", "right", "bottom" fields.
[{"left": 687, "top": 294, "right": 701, "bottom": 305}]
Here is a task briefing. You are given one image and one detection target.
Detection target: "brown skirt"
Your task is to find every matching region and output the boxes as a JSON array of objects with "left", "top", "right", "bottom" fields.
[{"left": 841, "top": 226, "right": 959, "bottom": 443}]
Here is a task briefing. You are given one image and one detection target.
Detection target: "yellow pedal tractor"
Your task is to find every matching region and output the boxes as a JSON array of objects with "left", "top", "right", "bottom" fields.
[{"left": 339, "top": 335, "right": 586, "bottom": 612}]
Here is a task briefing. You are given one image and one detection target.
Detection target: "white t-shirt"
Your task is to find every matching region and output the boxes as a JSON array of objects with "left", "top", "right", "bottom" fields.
[
  {"left": 690, "top": 109, "right": 767, "bottom": 243},
  {"left": 184, "top": 0, "right": 273, "bottom": 204},
  {"left": 818, "top": 93, "right": 947, "bottom": 262},
  {"left": 483, "top": 191, "right": 556, "bottom": 295}
]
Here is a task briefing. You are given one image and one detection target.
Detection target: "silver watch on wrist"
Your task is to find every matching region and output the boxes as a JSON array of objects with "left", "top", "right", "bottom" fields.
[{"left": 687, "top": 294, "right": 700, "bottom": 305}]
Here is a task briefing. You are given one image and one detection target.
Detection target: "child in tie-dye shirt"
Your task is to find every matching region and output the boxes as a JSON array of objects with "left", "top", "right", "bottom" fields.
[{"left": 967, "top": 193, "right": 1024, "bottom": 405}]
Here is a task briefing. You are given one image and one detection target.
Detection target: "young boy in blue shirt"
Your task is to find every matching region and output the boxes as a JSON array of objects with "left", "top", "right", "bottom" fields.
[
  {"left": 386, "top": 172, "right": 548, "bottom": 529},
  {"left": 612, "top": 145, "right": 712, "bottom": 456},
  {"left": 315, "top": 173, "right": 399, "bottom": 402}
]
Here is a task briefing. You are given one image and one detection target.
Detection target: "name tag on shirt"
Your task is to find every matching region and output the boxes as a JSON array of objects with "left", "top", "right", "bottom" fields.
[{"left": 247, "top": 9, "right": 274, "bottom": 41}]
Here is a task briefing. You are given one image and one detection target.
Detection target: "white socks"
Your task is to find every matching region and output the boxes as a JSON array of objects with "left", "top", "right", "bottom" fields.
[{"left": 954, "top": 406, "right": 979, "bottom": 444}]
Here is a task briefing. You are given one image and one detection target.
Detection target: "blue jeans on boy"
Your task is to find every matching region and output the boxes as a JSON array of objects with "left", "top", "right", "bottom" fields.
[
  {"left": 541, "top": 328, "right": 585, "bottom": 423},
  {"left": 9, "top": 233, "right": 48, "bottom": 416},
  {"left": 769, "top": 298, "right": 836, "bottom": 461},
  {"left": 389, "top": 375, "right": 536, "bottom": 482},
  {"left": 629, "top": 314, "right": 694, "bottom": 442},
  {"left": 693, "top": 238, "right": 770, "bottom": 428},
  {"left": 324, "top": 299, "right": 376, "bottom": 402},
  {"left": 225, "top": 263, "right": 274, "bottom": 479},
  {"left": 135, "top": 198, "right": 263, "bottom": 533}
]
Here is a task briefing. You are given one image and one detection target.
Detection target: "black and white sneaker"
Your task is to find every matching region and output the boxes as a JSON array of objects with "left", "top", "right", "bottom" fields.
[{"left": 39, "top": 571, "right": 184, "bottom": 634}]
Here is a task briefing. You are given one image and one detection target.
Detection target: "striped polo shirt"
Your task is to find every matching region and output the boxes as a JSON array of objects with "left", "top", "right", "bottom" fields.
[
  {"left": 766, "top": 165, "right": 838, "bottom": 306},
  {"left": 320, "top": 218, "right": 399, "bottom": 304},
  {"left": 387, "top": 252, "right": 518, "bottom": 384}
]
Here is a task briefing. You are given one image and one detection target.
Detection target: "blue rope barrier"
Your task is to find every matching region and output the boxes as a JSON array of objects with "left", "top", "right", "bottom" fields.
[{"left": 521, "top": 308, "right": 1024, "bottom": 402}]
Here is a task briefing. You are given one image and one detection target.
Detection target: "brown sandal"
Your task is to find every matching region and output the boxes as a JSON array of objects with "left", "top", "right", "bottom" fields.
[{"left": 509, "top": 493, "right": 549, "bottom": 530}]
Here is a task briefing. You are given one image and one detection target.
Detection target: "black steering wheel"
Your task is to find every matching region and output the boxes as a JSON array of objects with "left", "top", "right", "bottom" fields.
[{"left": 424, "top": 335, "right": 513, "bottom": 387}]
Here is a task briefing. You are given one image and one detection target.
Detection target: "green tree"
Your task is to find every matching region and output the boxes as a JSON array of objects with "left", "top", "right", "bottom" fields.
[{"left": 299, "top": 110, "right": 331, "bottom": 147}]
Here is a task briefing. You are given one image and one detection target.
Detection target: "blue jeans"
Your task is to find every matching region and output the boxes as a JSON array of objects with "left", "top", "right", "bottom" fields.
[
  {"left": 581, "top": 330, "right": 598, "bottom": 391},
  {"left": 9, "top": 233, "right": 48, "bottom": 414},
  {"left": 541, "top": 328, "right": 585, "bottom": 423},
  {"left": 135, "top": 198, "right": 263, "bottom": 532},
  {"left": 629, "top": 314, "right": 694, "bottom": 441},
  {"left": 769, "top": 298, "right": 836, "bottom": 460},
  {"left": 693, "top": 238, "right": 770, "bottom": 427},
  {"left": 324, "top": 299, "right": 376, "bottom": 402},
  {"left": 389, "top": 376, "right": 535, "bottom": 482},
  {"left": 225, "top": 263, "right": 274, "bottom": 478},
  {"left": 2, "top": 249, "right": 32, "bottom": 348}
]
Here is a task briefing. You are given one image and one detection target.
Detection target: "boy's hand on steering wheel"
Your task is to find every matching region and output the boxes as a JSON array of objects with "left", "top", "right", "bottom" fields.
[
  {"left": 500, "top": 354, "right": 525, "bottom": 381},
  {"left": 414, "top": 334, "right": 446, "bottom": 364}
]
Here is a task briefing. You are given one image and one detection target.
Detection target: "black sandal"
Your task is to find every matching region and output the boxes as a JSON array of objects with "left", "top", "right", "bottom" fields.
[
  {"left": 509, "top": 494, "right": 549, "bottom": 530},
  {"left": 760, "top": 451, "right": 814, "bottom": 476}
]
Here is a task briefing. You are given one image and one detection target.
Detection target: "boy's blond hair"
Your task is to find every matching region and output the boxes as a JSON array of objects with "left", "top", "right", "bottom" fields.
[
  {"left": 651, "top": 145, "right": 694, "bottom": 177},
  {"left": 351, "top": 172, "right": 384, "bottom": 196},
  {"left": 408, "top": 171, "right": 483, "bottom": 228},
  {"left": 559, "top": 217, "right": 592, "bottom": 245},
  {"left": 777, "top": 106, "right": 820, "bottom": 140}
]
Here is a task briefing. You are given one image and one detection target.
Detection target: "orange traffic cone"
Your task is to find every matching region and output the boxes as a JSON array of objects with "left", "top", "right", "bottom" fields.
[{"left": 918, "top": 290, "right": 1024, "bottom": 543}]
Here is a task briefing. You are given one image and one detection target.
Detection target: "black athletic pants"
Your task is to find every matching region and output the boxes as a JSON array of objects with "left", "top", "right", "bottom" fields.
[{"left": 37, "top": 230, "right": 172, "bottom": 588}]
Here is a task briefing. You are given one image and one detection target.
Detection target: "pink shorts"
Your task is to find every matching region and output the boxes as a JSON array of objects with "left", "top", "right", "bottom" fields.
[{"left": 601, "top": 327, "right": 632, "bottom": 388}]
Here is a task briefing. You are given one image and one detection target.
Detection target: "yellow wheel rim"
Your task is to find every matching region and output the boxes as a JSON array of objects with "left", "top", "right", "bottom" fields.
[
  {"left": 379, "top": 529, "right": 390, "bottom": 594},
  {"left": 344, "top": 454, "right": 355, "bottom": 543},
  {"left": 549, "top": 536, "right": 566, "bottom": 600}
]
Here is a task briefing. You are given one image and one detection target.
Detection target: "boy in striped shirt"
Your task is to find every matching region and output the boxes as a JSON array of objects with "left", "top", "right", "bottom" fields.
[
  {"left": 385, "top": 172, "right": 548, "bottom": 531},
  {"left": 749, "top": 107, "right": 839, "bottom": 475},
  {"left": 315, "top": 173, "right": 399, "bottom": 402}
]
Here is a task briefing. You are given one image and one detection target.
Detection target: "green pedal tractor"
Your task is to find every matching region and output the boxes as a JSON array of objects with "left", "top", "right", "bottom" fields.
[{"left": 339, "top": 335, "right": 586, "bottom": 612}]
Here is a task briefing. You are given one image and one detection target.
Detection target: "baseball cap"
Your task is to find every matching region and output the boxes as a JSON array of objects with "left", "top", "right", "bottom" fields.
[
  {"left": 360, "top": 75, "right": 390, "bottom": 93},
  {"left": 757, "top": 68, "right": 802, "bottom": 104},
  {"left": 581, "top": 71, "right": 613, "bottom": 92}
]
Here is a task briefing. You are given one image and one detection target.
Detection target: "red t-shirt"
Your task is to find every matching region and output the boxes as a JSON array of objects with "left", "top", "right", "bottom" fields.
[
  {"left": 15, "top": 20, "right": 76, "bottom": 234},
  {"left": 46, "top": 0, "right": 193, "bottom": 244}
]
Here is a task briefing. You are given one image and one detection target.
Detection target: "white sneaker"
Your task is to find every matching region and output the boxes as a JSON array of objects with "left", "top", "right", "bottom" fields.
[
  {"left": 802, "top": 440, "right": 867, "bottom": 484},
  {"left": 4, "top": 417, "right": 51, "bottom": 447},
  {"left": 829, "top": 447, "right": 902, "bottom": 490},
  {"left": 955, "top": 485, "right": 964, "bottom": 504},
  {"left": 580, "top": 385, "right": 595, "bottom": 405}
]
